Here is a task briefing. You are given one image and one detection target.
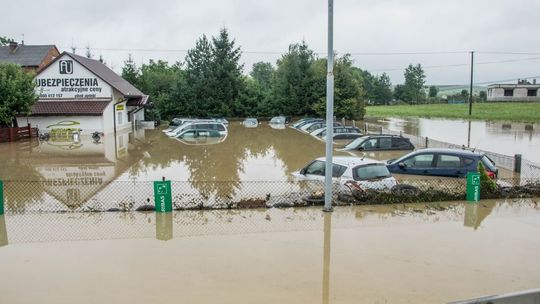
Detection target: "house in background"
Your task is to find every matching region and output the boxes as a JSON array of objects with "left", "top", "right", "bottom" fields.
[
  {"left": 16, "top": 51, "right": 149, "bottom": 135},
  {"left": 0, "top": 41, "right": 60, "bottom": 72},
  {"left": 487, "top": 79, "right": 540, "bottom": 102}
]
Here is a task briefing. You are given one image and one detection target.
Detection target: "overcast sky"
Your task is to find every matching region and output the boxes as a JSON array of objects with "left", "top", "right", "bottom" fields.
[{"left": 3, "top": 0, "right": 540, "bottom": 86}]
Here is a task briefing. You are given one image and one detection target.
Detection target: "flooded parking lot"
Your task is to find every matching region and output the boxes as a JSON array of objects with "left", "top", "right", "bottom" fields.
[
  {"left": 0, "top": 121, "right": 535, "bottom": 212},
  {"left": 1, "top": 199, "right": 539, "bottom": 303},
  {"left": 366, "top": 117, "right": 539, "bottom": 163}
]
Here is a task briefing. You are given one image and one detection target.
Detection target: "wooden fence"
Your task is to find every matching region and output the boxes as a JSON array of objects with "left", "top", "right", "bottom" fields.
[{"left": 0, "top": 124, "right": 38, "bottom": 143}]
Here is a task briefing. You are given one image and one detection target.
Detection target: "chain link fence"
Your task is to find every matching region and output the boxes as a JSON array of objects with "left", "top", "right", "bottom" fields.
[{"left": 1, "top": 178, "right": 539, "bottom": 215}]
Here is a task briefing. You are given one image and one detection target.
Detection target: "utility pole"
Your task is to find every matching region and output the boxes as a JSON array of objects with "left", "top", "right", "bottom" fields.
[
  {"left": 468, "top": 51, "right": 474, "bottom": 116},
  {"left": 323, "top": 0, "right": 334, "bottom": 212},
  {"left": 467, "top": 51, "right": 474, "bottom": 147}
]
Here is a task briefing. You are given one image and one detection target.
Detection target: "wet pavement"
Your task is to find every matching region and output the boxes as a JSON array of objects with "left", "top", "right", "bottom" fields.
[{"left": 0, "top": 199, "right": 539, "bottom": 303}]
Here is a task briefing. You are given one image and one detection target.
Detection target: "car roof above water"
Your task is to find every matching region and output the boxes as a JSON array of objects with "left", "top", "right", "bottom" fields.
[
  {"left": 407, "top": 148, "right": 484, "bottom": 157},
  {"left": 314, "top": 156, "right": 384, "bottom": 167}
]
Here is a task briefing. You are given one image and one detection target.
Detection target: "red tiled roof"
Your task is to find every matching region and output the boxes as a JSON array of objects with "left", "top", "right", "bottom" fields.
[{"left": 30, "top": 99, "right": 111, "bottom": 116}]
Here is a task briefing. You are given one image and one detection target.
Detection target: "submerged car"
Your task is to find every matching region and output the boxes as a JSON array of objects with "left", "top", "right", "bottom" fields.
[
  {"left": 342, "top": 135, "right": 415, "bottom": 151},
  {"left": 175, "top": 129, "right": 226, "bottom": 145},
  {"left": 269, "top": 116, "right": 287, "bottom": 125},
  {"left": 242, "top": 118, "right": 259, "bottom": 128},
  {"left": 300, "top": 121, "right": 342, "bottom": 133},
  {"left": 386, "top": 148, "right": 498, "bottom": 178},
  {"left": 292, "top": 156, "right": 398, "bottom": 195},
  {"left": 167, "top": 121, "right": 227, "bottom": 137},
  {"left": 311, "top": 126, "right": 362, "bottom": 138}
]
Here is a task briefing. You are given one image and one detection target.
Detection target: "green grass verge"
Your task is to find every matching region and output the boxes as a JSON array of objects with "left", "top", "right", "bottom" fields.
[{"left": 366, "top": 103, "right": 540, "bottom": 122}]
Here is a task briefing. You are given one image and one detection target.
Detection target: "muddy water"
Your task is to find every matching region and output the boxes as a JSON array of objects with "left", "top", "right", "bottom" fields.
[
  {"left": 0, "top": 123, "right": 412, "bottom": 212},
  {"left": 1, "top": 199, "right": 539, "bottom": 303},
  {"left": 366, "top": 117, "right": 540, "bottom": 163}
]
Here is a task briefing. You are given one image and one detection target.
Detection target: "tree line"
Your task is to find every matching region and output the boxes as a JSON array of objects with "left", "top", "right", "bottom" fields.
[
  {"left": 0, "top": 30, "right": 442, "bottom": 127},
  {"left": 122, "top": 29, "right": 439, "bottom": 120}
]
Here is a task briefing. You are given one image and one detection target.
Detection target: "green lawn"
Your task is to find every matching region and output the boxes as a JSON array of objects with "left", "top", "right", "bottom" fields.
[{"left": 366, "top": 103, "right": 540, "bottom": 122}]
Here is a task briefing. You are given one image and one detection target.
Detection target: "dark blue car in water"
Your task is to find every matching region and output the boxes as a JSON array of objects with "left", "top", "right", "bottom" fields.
[{"left": 386, "top": 148, "right": 498, "bottom": 179}]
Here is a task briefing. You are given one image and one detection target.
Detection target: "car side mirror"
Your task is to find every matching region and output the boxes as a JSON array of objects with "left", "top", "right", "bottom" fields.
[
  {"left": 357, "top": 147, "right": 364, "bottom": 151},
  {"left": 300, "top": 168, "right": 307, "bottom": 175},
  {"left": 398, "top": 162, "right": 406, "bottom": 168}
]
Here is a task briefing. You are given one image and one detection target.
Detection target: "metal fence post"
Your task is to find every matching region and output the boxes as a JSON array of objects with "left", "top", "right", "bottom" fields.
[
  {"left": 0, "top": 180, "right": 4, "bottom": 215},
  {"left": 514, "top": 154, "right": 522, "bottom": 173},
  {"left": 380, "top": 126, "right": 383, "bottom": 135},
  {"left": 425, "top": 137, "right": 429, "bottom": 148},
  {"left": 352, "top": 120, "right": 356, "bottom": 127}
]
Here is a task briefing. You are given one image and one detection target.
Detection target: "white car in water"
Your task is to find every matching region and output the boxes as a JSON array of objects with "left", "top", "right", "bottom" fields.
[{"left": 292, "top": 156, "right": 398, "bottom": 195}]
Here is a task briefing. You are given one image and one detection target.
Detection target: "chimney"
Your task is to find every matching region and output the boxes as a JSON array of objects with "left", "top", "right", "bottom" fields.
[{"left": 9, "top": 41, "right": 18, "bottom": 53}]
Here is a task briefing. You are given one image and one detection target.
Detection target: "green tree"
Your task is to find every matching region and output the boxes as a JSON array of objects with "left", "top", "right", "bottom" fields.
[
  {"left": 403, "top": 63, "right": 426, "bottom": 103},
  {"left": 393, "top": 84, "right": 406, "bottom": 101},
  {"left": 479, "top": 90, "right": 487, "bottom": 102},
  {"left": 272, "top": 41, "right": 320, "bottom": 116},
  {"left": 0, "top": 37, "right": 14, "bottom": 46},
  {"left": 372, "top": 73, "right": 393, "bottom": 105},
  {"left": 121, "top": 54, "right": 140, "bottom": 87},
  {"left": 428, "top": 85, "right": 439, "bottom": 98},
  {"left": 185, "top": 34, "right": 214, "bottom": 116},
  {"left": 137, "top": 60, "right": 181, "bottom": 120},
  {"left": 209, "top": 28, "right": 244, "bottom": 116},
  {"left": 0, "top": 63, "right": 37, "bottom": 127},
  {"left": 250, "top": 62, "right": 274, "bottom": 91},
  {"left": 312, "top": 55, "right": 365, "bottom": 119}
]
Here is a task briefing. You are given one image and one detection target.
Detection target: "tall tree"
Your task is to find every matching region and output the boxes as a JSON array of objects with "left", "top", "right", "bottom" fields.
[
  {"left": 0, "top": 63, "right": 37, "bottom": 127},
  {"left": 250, "top": 62, "right": 274, "bottom": 91},
  {"left": 121, "top": 54, "right": 140, "bottom": 87},
  {"left": 137, "top": 60, "right": 180, "bottom": 119},
  {"left": 403, "top": 63, "right": 426, "bottom": 103},
  {"left": 185, "top": 35, "right": 215, "bottom": 116},
  {"left": 428, "top": 85, "right": 439, "bottom": 98},
  {"left": 312, "top": 55, "right": 366, "bottom": 119},
  {"left": 372, "top": 73, "right": 393, "bottom": 105},
  {"left": 272, "top": 41, "right": 320, "bottom": 115},
  {"left": 209, "top": 28, "right": 244, "bottom": 116}
]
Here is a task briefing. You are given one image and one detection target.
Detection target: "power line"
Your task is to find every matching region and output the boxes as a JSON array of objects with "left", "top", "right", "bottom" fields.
[{"left": 368, "top": 56, "right": 540, "bottom": 73}]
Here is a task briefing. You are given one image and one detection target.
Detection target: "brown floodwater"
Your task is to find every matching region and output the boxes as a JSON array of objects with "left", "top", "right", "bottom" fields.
[
  {"left": 365, "top": 117, "right": 540, "bottom": 163},
  {"left": 1, "top": 199, "right": 539, "bottom": 303},
  {"left": 0, "top": 121, "right": 533, "bottom": 212}
]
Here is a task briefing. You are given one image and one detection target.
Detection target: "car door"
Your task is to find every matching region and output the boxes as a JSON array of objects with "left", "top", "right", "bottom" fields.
[
  {"left": 359, "top": 138, "right": 378, "bottom": 151},
  {"left": 434, "top": 154, "right": 467, "bottom": 177},
  {"left": 398, "top": 153, "right": 436, "bottom": 176}
]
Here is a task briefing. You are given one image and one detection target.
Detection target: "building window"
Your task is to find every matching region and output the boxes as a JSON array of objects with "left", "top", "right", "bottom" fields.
[
  {"left": 527, "top": 89, "right": 537, "bottom": 97},
  {"left": 504, "top": 89, "right": 514, "bottom": 97},
  {"left": 117, "top": 112, "right": 123, "bottom": 125}
]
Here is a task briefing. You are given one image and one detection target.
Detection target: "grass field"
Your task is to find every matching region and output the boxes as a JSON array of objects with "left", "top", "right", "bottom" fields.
[{"left": 366, "top": 102, "right": 540, "bottom": 122}]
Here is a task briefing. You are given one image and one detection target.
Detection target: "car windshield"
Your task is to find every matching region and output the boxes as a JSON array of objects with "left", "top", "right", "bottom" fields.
[
  {"left": 344, "top": 136, "right": 370, "bottom": 149},
  {"left": 352, "top": 164, "right": 391, "bottom": 181}
]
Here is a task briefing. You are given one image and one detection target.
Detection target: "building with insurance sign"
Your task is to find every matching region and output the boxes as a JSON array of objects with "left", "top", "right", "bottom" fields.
[{"left": 17, "top": 52, "right": 149, "bottom": 135}]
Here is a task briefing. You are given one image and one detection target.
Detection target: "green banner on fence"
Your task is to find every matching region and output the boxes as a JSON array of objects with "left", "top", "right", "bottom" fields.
[
  {"left": 466, "top": 172, "right": 481, "bottom": 202},
  {"left": 153, "top": 180, "right": 172, "bottom": 212},
  {"left": 0, "top": 180, "right": 4, "bottom": 215}
]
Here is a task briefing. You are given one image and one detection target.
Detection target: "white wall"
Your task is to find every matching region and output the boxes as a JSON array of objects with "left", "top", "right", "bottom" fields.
[
  {"left": 17, "top": 116, "right": 104, "bottom": 134},
  {"left": 35, "top": 54, "right": 112, "bottom": 99}
]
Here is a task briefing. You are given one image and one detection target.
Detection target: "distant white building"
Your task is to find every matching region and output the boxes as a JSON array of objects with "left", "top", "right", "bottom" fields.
[
  {"left": 487, "top": 79, "right": 540, "bottom": 102},
  {"left": 17, "top": 52, "right": 149, "bottom": 134}
]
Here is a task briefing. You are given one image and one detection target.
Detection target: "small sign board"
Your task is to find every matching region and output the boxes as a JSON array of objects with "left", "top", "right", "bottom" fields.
[
  {"left": 153, "top": 180, "right": 172, "bottom": 212},
  {"left": 466, "top": 172, "right": 481, "bottom": 202},
  {"left": 116, "top": 104, "right": 125, "bottom": 111}
]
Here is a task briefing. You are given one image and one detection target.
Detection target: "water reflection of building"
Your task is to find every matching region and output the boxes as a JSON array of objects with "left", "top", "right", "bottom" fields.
[{"left": 0, "top": 128, "right": 149, "bottom": 211}]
